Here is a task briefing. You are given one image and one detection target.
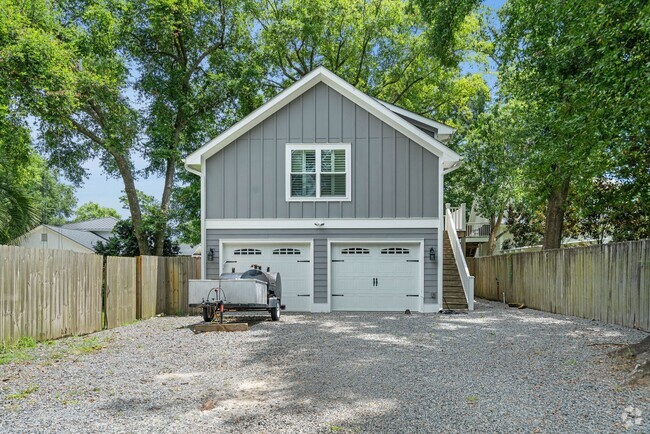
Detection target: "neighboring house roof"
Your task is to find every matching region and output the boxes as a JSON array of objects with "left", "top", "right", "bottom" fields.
[
  {"left": 184, "top": 66, "right": 462, "bottom": 175},
  {"left": 177, "top": 244, "right": 200, "bottom": 256},
  {"left": 60, "top": 217, "right": 119, "bottom": 232},
  {"left": 44, "top": 225, "right": 107, "bottom": 251}
]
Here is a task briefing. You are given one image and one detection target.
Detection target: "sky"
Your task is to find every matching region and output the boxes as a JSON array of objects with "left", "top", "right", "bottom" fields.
[{"left": 70, "top": 0, "right": 506, "bottom": 219}]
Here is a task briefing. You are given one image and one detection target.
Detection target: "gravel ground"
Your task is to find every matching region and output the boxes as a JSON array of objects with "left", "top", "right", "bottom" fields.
[{"left": 1, "top": 299, "right": 648, "bottom": 433}]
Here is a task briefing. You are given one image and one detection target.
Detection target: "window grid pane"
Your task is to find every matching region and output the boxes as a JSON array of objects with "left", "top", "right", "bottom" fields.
[
  {"left": 291, "top": 174, "right": 316, "bottom": 197},
  {"left": 291, "top": 150, "right": 316, "bottom": 173},
  {"left": 321, "top": 173, "right": 346, "bottom": 196}
]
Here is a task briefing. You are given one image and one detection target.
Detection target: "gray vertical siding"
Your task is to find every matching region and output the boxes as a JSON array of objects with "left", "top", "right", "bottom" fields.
[
  {"left": 205, "top": 82, "right": 440, "bottom": 219},
  {"left": 205, "top": 228, "right": 438, "bottom": 305}
]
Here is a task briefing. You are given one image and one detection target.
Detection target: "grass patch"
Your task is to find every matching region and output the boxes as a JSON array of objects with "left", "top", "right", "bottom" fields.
[
  {"left": 5, "top": 385, "right": 39, "bottom": 400},
  {"left": 72, "top": 336, "right": 108, "bottom": 355},
  {"left": 2, "top": 334, "right": 110, "bottom": 366},
  {"left": 0, "top": 337, "right": 38, "bottom": 365},
  {"left": 466, "top": 395, "right": 479, "bottom": 404}
]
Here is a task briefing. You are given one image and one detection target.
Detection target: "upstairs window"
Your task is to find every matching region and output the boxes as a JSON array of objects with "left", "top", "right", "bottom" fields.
[{"left": 286, "top": 144, "right": 351, "bottom": 201}]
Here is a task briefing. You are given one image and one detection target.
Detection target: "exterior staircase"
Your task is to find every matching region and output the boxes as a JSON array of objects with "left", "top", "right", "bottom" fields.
[{"left": 443, "top": 231, "right": 469, "bottom": 310}]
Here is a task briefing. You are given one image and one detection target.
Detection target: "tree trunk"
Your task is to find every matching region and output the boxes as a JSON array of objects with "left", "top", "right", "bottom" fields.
[
  {"left": 152, "top": 157, "right": 176, "bottom": 256},
  {"left": 486, "top": 210, "right": 504, "bottom": 256},
  {"left": 110, "top": 151, "right": 150, "bottom": 255},
  {"left": 543, "top": 176, "right": 571, "bottom": 250}
]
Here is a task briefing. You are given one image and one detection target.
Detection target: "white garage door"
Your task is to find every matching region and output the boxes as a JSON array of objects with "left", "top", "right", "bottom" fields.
[
  {"left": 222, "top": 242, "right": 312, "bottom": 312},
  {"left": 331, "top": 243, "right": 421, "bottom": 311}
]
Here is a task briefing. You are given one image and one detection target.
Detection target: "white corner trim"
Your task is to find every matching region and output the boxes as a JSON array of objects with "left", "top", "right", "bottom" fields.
[
  {"left": 422, "top": 304, "right": 441, "bottom": 313},
  {"left": 205, "top": 218, "right": 440, "bottom": 230},
  {"left": 183, "top": 66, "right": 460, "bottom": 171},
  {"left": 201, "top": 162, "right": 207, "bottom": 279},
  {"left": 284, "top": 143, "right": 352, "bottom": 202}
]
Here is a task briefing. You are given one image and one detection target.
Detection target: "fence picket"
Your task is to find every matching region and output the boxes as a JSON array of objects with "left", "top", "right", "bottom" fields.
[{"left": 472, "top": 240, "right": 650, "bottom": 331}]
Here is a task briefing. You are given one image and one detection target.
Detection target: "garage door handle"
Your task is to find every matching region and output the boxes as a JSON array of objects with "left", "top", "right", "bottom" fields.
[
  {"left": 332, "top": 294, "right": 344, "bottom": 297},
  {"left": 297, "top": 260, "right": 310, "bottom": 263},
  {"left": 297, "top": 294, "right": 310, "bottom": 297},
  {"left": 406, "top": 259, "right": 419, "bottom": 262},
  {"left": 406, "top": 294, "right": 420, "bottom": 297},
  {"left": 332, "top": 259, "right": 344, "bottom": 262}
]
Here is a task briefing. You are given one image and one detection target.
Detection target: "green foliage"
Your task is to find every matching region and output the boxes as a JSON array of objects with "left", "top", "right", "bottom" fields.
[
  {"left": 73, "top": 202, "right": 120, "bottom": 222},
  {"left": 502, "top": 202, "right": 545, "bottom": 250},
  {"left": 171, "top": 175, "right": 201, "bottom": 245},
  {"left": 496, "top": 0, "right": 650, "bottom": 247},
  {"left": 416, "top": 0, "right": 484, "bottom": 67},
  {"left": 254, "top": 0, "right": 490, "bottom": 125},
  {"left": 95, "top": 191, "right": 180, "bottom": 256},
  {"left": 24, "top": 157, "right": 77, "bottom": 226},
  {"left": 0, "top": 137, "right": 75, "bottom": 242}
]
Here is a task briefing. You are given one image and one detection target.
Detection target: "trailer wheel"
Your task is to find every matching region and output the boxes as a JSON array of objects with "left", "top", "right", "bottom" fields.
[
  {"left": 270, "top": 304, "right": 281, "bottom": 321},
  {"left": 202, "top": 306, "right": 215, "bottom": 322}
]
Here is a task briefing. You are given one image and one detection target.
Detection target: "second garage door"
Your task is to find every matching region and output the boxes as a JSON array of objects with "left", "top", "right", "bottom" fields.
[
  {"left": 330, "top": 242, "right": 422, "bottom": 311},
  {"left": 222, "top": 242, "right": 312, "bottom": 312}
]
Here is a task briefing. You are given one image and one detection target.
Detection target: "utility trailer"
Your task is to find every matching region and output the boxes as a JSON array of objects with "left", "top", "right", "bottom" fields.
[{"left": 189, "top": 268, "right": 285, "bottom": 322}]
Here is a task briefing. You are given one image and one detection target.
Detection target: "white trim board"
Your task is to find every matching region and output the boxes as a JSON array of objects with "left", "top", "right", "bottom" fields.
[
  {"left": 184, "top": 66, "right": 461, "bottom": 173},
  {"left": 285, "top": 143, "right": 352, "bottom": 202},
  {"left": 205, "top": 218, "right": 440, "bottom": 230},
  {"left": 373, "top": 99, "right": 456, "bottom": 137}
]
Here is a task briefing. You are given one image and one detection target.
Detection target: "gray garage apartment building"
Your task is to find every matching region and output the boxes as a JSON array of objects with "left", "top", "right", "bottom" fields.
[{"left": 184, "top": 66, "right": 462, "bottom": 313}]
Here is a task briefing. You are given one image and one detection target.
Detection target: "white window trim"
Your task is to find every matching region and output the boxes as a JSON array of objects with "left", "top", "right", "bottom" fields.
[{"left": 285, "top": 143, "right": 352, "bottom": 202}]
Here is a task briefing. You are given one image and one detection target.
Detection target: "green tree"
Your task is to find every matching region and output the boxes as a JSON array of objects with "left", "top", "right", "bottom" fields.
[
  {"left": 118, "top": 0, "right": 261, "bottom": 254},
  {"left": 254, "top": 0, "right": 490, "bottom": 125},
  {"left": 0, "top": 155, "right": 38, "bottom": 244},
  {"left": 1, "top": 0, "right": 147, "bottom": 249},
  {"left": 26, "top": 158, "right": 77, "bottom": 226},
  {"left": 73, "top": 202, "right": 120, "bottom": 222},
  {"left": 453, "top": 100, "right": 526, "bottom": 254},
  {"left": 94, "top": 191, "right": 179, "bottom": 256},
  {"left": 497, "top": 0, "right": 650, "bottom": 249},
  {"left": 416, "top": 0, "right": 484, "bottom": 67},
  {"left": 1, "top": 0, "right": 260, "bottom": 255},
  {"left": 0, "top": 121, "right": 75, "bottom": 241}
]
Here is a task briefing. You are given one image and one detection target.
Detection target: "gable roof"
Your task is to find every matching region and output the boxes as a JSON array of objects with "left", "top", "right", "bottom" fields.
[
  {"left": 184, "top": 66, "right": 461, "bottom": 175},
  {"left": 373, "top": 98, "right": 456, "bottom": 142},
  {"left": 39, "top": 225, "right": 106, "bottom": 251},
  {"left": 60, "top": 217, "right": 119, "bottom": 232}
]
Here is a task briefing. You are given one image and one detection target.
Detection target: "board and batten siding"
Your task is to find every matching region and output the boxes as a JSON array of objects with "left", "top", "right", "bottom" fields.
[
  {"left": 205, "top": 228, "right": 438, "bottom": 305},
  {"left": 205, "top": 82, "right": 440, "bottom": 219}
]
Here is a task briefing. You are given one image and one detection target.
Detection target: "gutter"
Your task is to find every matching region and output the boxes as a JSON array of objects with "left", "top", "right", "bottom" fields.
[
  {"left": 184, "top": 159, "right": 202, "bottom": 177},
  {"left": 442, "top": 158, "right": 463, "bottom": 175}
]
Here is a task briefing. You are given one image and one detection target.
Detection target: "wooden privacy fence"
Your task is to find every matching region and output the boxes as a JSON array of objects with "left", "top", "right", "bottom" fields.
[
  {"left": 1, "top": 245, "right": 201, "bottom": 343},
  {"left": 468, "top": 239, "right": 650, "bottom": 331},
  {"left": 137, "top": 255, "right": 202, "bottom": 318},
  {"left": 105, "top": 256, "right": 137, "bottom": 329},
  {"left": 0, "top": 245, "right": 103, "bottom": 343}
]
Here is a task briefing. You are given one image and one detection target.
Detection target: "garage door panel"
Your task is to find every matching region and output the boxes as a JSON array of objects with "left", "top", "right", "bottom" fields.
[
  {"left": 223, "top": 242, "right": 312, "bottom": 312},
  {"left": 331, "top": 243, "right": 421, "bottom": 312}
]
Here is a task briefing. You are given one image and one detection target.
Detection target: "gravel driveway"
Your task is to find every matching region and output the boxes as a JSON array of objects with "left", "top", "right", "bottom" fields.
[{"left": 1, "top": 299, "right": 648, "bottom": 433}]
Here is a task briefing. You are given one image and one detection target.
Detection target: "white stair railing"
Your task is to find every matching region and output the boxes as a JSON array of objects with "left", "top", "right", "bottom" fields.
[
  {"left": 446, "top": 203, "right": 466, "bottom": 232},
  {"left": 445, "top": 205, "right": 474, "bottom": 310}
]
